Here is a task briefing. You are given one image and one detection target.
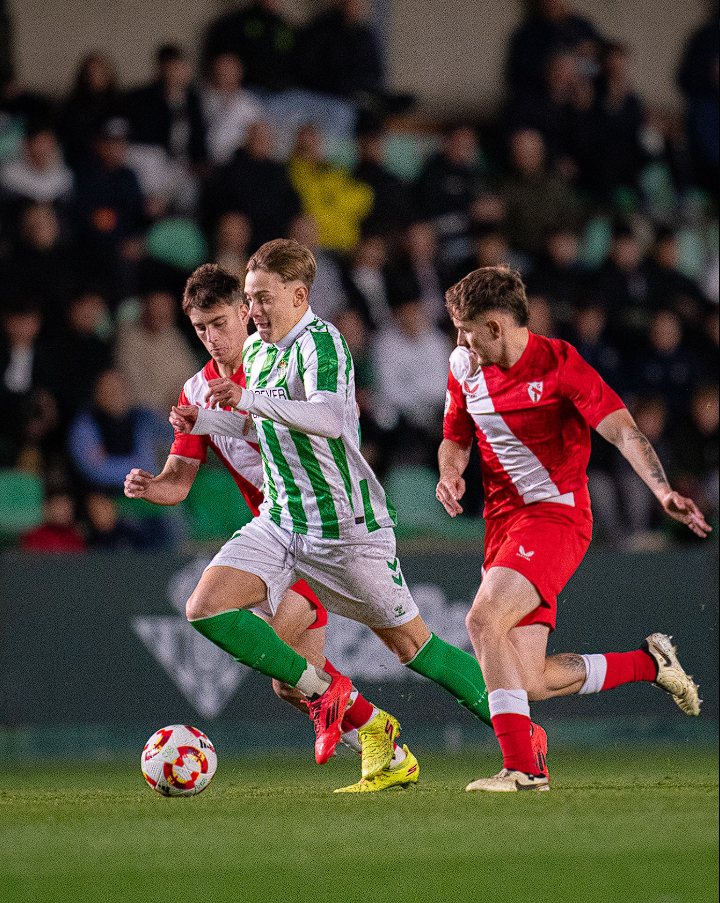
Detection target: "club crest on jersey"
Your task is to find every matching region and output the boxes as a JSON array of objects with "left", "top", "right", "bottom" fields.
[
  {"left": 527, "top": 381, "right": 543, "bottom": 403},
  {"left": 277, "top": 359, "right": 288, "bottom": 375}
]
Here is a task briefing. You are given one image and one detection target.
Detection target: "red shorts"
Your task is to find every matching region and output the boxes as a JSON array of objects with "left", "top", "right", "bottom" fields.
[
  {"left": 290, "top": 579, "right": 328, "bottom": 629},
  {"left": 483, "top": 492, "right": 593, "bottom": 631}
]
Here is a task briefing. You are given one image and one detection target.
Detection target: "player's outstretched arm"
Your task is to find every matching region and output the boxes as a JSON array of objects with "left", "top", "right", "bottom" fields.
[
  {"left": 176, "top": 393, "right": 343, "bottom": 440},
  {"left": 596, "top": 408, "right": 712, "bottom": 538},
  {"left": 171, "top": 403, "right": 260, "bottom": 440},
  {"left": 436, "top": 438, "right": 471, "bottom": 517},
  {"left": 124, "top": 455, "right": 199, "bottom": 506}
]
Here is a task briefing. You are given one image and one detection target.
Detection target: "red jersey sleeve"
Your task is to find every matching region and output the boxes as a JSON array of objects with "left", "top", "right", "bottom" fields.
[
  {"left": 559, "top": 342, "right": 626, "bottom": 429},
  {"left": 443, "top": 368, "right": 476, "bottom": 446},
  {"left": 169, "top": 388, "right": 209, "bottom": 462}
]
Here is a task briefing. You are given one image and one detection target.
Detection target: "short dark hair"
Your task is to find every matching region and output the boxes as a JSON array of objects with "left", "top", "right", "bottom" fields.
[
  {"left": 157, "top": 43, "right": 184, "bottom": 66},
  {"left": 246, "top": 239, "right": 316, "bottom": 292},
  {"left": 182, "top": 263, "right": 245, "bottom": 315},
  {"left": 445, "top": 266, "right": 530, "bottom": 326}
]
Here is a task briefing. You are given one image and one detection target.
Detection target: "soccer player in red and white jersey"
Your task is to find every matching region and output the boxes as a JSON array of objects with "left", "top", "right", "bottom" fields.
[
  {"left": 124, "top": 264, "right": 417, "bottom": 792},
  {"left": 437, "top": 266, "right": 710, "bottom": 792}
]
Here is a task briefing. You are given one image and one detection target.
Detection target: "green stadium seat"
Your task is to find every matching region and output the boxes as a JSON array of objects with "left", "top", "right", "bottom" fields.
[
  {"left": 323, "top": 132, "right": 442, "bottom": 182},
  {"left": 384, "top": 465, "right": 482, "bottom": 542},
  {"left": 639, "top": 162, "right": 677, "bottom": 218},
  {"left": 146, "top": 218, "right": 207, "bottom": 271},
  {"left": 0, "top": 117, "right": 24, "bottom": 161},
  {"left": 611, "top": 186, "right": 639, "bottom": 213},
  {"left": 384, "top": 466, "right": 440, "bottom": 536},
  {"left": 324, "top": 135, "right": 358, "bottom": 171},
  {"left": 183, "top": 465, "right": 255, "bottom": 543},
  {"left": 582, "top": 216, "right": 612, "bottom": 268},
  {"left": 677, "top": 226, "right": 706, "bottom": 281},
  {"left": 383, "top": 133, "right": 441, "bottom": 181},
  {"left": 705, "top": 220, "right": 719, "bottom": 259},
  {"left": 0, "top": 469, "right": 44, "bottom": 537}
]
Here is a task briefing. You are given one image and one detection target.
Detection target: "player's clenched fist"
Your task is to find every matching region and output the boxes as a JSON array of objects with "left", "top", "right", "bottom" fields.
[
  {"left": 436, "top": 472, "right": 466, "bottom": 517},
  {"left": 205, "top": 377, "right": 244, "bottom": 409},
  {"left": 124, "top": 468, "right": 154, "bottom": 498},
  {"left": 169, "top": 404, "right": 199, "bottom": 434}
]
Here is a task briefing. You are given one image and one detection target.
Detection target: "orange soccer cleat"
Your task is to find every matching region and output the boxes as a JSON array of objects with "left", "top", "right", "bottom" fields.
[{"left": 307, "top": 672, "right": 353, "bottom": 764}]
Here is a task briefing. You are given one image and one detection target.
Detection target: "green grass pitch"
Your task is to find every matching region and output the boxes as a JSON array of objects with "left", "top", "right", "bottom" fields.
[{"left": 1, "top": 746, "right": 717, "bottom": 903}]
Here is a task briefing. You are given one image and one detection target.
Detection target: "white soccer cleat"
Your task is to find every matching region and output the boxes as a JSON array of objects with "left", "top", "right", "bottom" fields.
[
  {"left": 465, "top": 768, "right": 549, "bottom": 792},
  {"left": 644, "top": 633, "right": 701, "bottom": 716}
]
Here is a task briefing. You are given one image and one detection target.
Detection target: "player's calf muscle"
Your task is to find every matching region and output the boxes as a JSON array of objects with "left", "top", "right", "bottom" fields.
[
  {"left": 542, "top": 652, "right": 588, "bottom": 696},
  {"left": 373, "top": 616, "right": 431, "bottom": 663}
]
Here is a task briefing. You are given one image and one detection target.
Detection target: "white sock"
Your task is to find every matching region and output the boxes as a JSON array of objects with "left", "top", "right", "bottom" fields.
[
  {"left": 295, "top": 664, "right": 331, "bottom": 698},
  {"left": 488, "top": 688, "right": 531, "bottom": 718},
  {"left": 390, "top": 744, "right": 406, "bottom": 768},
  {"left": 340, "top": 729, "right": 361, "bottom": 754},
  {"left": 578, "top": 654, "right": 607, "bottom": 695}
]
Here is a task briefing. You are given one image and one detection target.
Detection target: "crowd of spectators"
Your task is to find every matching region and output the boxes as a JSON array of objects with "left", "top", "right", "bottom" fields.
[{"left": 0, "top": 0, "right": 716, "bottom": 551}]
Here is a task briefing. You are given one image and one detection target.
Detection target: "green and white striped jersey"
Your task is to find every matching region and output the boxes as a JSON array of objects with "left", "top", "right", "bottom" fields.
[{"left": 242, "top": 307, "right": 397, "bottom": 538}]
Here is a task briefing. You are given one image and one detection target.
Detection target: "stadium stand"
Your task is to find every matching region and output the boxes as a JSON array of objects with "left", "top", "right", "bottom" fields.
[{"left": 0, "top": 1, "right": 715, "bottom": 551}]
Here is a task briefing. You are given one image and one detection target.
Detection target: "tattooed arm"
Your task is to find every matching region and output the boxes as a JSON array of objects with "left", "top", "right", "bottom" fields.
[{"left": 595, "top": 408, "right": 711, "bottom": 537}]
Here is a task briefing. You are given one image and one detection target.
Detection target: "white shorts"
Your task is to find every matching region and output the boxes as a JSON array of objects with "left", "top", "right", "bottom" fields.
[{"left": 207, "top": 516, "right": 419, "bottom": 630}]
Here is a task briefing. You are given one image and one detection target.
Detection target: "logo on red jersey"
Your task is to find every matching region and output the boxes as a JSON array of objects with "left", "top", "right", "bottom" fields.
[
  {"left": 527, "top": 381, "right": 543, "bottom": 403},
  {"left": 463, "top": 380, "right": 477, "bottom": 398},
  {"left": 517, "top": 545, "right": 535, "bottom": 561}
]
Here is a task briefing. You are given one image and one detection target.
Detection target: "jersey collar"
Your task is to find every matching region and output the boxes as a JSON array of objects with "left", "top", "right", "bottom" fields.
[{"left": 204, "top": 357, "right": 246, "bottom": 387}]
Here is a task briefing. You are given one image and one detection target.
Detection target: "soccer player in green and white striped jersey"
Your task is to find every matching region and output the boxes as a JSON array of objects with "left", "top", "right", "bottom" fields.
[
  {"left": 171, "top": 240, "right": 541, "bottom": 790},
  {"left": 241, "top": 283, "right": 395, "bottom": 540}
]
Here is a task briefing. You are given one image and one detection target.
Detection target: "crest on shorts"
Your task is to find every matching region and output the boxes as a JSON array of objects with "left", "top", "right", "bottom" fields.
[{"left": 527, "top": 381, "right": 543, "bottom": 403}]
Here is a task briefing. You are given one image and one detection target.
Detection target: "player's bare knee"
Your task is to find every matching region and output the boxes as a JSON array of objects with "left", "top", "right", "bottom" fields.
[
  {"left": 186, "top": 591, "right": 211, "bottom": 622},
  {"left": 465, "top": 602, "right": 497, "bottom": 643},
  {"left": 272, "top": 678, "right": 291, "bottom": 701}
]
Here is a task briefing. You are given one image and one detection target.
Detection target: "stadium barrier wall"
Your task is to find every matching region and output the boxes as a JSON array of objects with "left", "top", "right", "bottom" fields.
[{"left": 0, "top": 546, "right": 716, "bottom": 757}]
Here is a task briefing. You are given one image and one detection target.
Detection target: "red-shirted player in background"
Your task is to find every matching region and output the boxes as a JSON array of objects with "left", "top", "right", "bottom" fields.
[{"left": 437, "top": 266, "right": 710, "bottom": 792}]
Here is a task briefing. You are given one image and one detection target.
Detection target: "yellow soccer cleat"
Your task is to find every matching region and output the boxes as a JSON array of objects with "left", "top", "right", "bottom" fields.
[
  {"left": 334, "top": 745, "right": 419, "bottom": 793},
  {"left": 357, "top": 709, "right": 400, "bottom": 779}
]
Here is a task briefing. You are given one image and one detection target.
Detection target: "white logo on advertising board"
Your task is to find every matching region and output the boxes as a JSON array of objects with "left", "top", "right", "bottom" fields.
[
  {"left": 132, "top": 556, "right": 246, "bottom": 719},
  {"left": 133, "top": 562, "right": 474, "bottom": 716}
]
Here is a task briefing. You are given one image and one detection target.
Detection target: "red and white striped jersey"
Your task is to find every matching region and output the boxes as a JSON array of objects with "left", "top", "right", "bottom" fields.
[
  {"left": 443, "top": 332, "right": 625, "bottom": 519},
  {"left": 170, "top": 359, "right": 265, "bottom": 515}
]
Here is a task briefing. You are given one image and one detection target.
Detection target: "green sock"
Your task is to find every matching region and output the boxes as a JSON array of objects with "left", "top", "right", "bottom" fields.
[
  {"left": 190, "top": 609, "right": 307, "bottom": 687},
  {"left": 406, "top": 633, "right": 491, "bottom": 727}
]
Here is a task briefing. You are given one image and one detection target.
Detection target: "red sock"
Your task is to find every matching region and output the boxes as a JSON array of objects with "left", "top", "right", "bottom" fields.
[
  {"left": 492, "top": 712, "right": 536, "bottom": 774},
  {"left": 341, "top": 693, "right": 374, "bottom": 732},
  {"left": 320, "top": 660, "right": 374, "bottom": 732},
  {"left": 322, "top": 659, "right": 341, "bottom": 679},
  {"left": 602, "top": 650, "right": 657, "bottom": 690}
]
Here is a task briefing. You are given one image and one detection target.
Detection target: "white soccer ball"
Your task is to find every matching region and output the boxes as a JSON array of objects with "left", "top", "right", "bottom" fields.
[{"left": 141, "top": 724, "right": 217, "bottom": 797}]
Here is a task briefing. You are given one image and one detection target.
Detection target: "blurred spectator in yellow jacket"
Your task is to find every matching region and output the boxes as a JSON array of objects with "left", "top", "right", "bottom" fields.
[{"left": 288, "top": 122, "right": 373, "bottom": 252}]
